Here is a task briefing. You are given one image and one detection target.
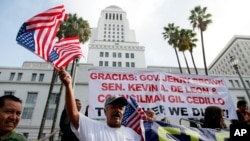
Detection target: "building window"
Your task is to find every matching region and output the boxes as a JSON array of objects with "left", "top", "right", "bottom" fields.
[
  {"left": 22, "top": 107, "right": 34, "bottom": 119},
  {"left": 4, "top": 91, "right": 14, "bottom": 95},
  {"left": 105, "top": 61, "right": 108, "bottom": 67},
  {"left": 39, "top": 74, "right": 44, "bottom": 82},
  {"left": 55, "top": 74, "right": 59, "bottom": 82},
  {"left": 26, "top": 92, "right": 37, "bottom": 104},
  {"left": 118, "top": 62, "right": 122, "bottom": 67},
  {"left": 246, "top": 80, "right": 250, "bottom": 88},
  {"left": 105, "top": 52, "right": 109, "bottom": 57},
  {"left": 46, "top": 108, "right": 55, "bottom": 120},
  {"left": 50, "top": 93, "right": 57, "bottom": 104},
  {"left": 17, "top": 73, "right": 23, "bottom": 81},
  {"left": 9, "top": 72, "right": 15, "bottom": 80},
  {"left": 229, "top": 80, "right": 235, "bottom": 87},
  {"left": 126, "top": 62, "right": 130, "bottom": 67},
  {"left": 125, "top": 53, "right": 129, "bottom": 58},
  {"left": 46, "top": 93, "right": 57, "bottom": 120},
  {"left": 22, "top": 92, "right": 38, "bottom": 119},
  {"left": 99, "top": 61, "right": 103, "bottom": 66},
  {"left": 131, "top": 62, "right": 135, "bottom": 68},
  {"left": 31, "top": 73, "right": 37, "bottom": 81},
  {"left": 100, "top": 52, "right": 104, "bottom": 57},
  {"left": 113, "top": 52, "right": 116, "bottom": 58},
  {"left": 118, "top": 53, "right": 122, "bottom": 58},
  {"left": 112, "top": 62, "right": 117, "bottom": 67},
  {"left": 235, "top": 80, "right": 241, "bottom": 87},
  {"left": 130, "top": 53, "right": 134, "bottom": 59}
]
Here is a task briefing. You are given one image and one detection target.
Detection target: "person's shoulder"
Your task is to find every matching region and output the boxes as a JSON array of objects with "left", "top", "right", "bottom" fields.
[
  {"left": 15, "top": 133, "right": 27, "bottom": 141},
  {"left": 9, "top": 131, "right": 27, "bottom": 141}
]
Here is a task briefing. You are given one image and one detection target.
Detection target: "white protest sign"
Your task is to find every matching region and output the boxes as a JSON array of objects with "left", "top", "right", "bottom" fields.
[{"left": 88, "top": 69, "right": 237, "bottom": 120}]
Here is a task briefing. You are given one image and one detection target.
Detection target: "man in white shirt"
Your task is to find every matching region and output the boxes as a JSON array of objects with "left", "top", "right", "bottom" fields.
[{"left": 58, "top": 69, "right": 141, "bottom": 141}]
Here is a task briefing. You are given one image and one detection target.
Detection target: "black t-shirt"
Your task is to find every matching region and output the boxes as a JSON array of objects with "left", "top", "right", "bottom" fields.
[{"left": 59, "top": 109, "right": 79, "bottom": 141}]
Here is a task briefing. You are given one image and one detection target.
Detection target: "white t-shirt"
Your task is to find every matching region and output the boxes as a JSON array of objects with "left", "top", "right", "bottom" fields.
[{"left": 71, "top": 113, "right": 141, "bottom": 141}]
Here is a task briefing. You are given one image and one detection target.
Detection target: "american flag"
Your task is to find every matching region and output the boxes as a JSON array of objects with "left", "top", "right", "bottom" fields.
[
  {"left": 49, "top": 36, "right": 83, "bottom": 68},
  {"left": 16, "top": 5, "right": 67, "bottom": 63},
  {"left": 122, "top": 96, "right": 146, "bottom": 140}
]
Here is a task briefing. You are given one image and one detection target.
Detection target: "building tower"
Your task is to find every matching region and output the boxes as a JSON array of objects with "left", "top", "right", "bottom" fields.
[{"left": 87, "top": 5, "right": 145, "bottom": 68}]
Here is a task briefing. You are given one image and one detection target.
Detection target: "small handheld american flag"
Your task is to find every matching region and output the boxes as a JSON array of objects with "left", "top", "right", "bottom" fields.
[
  {"left": 49, "top": 36, "right": 83, "bottom": 68},
  {"left": 122, "top": 96, "right": 146, "bottom": 140}
]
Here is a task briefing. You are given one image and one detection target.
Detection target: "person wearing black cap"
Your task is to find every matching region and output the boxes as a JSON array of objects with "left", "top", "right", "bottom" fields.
[{"left": 58, "top": 68, "right": 141, "bottom": 141}]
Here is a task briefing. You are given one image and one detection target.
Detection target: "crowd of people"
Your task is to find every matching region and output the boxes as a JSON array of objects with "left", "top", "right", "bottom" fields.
[{"left": 1, "top": 68, "right": 250, "bottom": 140}]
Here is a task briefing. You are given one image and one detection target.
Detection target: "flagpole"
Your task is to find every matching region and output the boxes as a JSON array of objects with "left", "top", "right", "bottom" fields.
[
  {"left": 71, "top": 57, "right": 80, "bottom": 88},
  {"left": 38, "top": 68, "right": 57, "bottom": 140}
]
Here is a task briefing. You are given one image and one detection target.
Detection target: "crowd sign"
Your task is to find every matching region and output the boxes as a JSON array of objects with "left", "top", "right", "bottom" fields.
[
  {"left": 88, "top": 69, "right": 237, "bottom": 120},
  {"left": 141, "top": 120, "right": 229, "bottom": 141}
]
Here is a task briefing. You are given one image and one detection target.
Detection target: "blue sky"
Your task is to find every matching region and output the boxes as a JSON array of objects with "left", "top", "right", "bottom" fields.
[{"left": 1, "top": 0, "right": 250, "bottom": 68}]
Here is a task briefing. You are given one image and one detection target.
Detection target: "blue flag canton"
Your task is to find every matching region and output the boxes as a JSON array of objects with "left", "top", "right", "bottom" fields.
[
  {"left": 49, "top": 49, "right": 59, "bottom": 63},
  {"left": 16, "top": 24, "right": 36, "bottom": 52},
  {"left": 121, "top": 97, "right": 137, "bottom": 125}
]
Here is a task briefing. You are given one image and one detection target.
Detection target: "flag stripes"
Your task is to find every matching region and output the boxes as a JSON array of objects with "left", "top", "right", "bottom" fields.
[{"left": 50, "top": 36, "right": 83, "bottom": 68}]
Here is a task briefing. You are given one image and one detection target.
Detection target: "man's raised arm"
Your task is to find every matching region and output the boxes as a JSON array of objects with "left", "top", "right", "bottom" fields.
[{"left": 58, "top": 69, "right": 80, "bottom": 129}]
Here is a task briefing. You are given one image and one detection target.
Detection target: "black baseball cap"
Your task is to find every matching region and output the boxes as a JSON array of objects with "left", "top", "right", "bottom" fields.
[{"left": 104, "top": 95, "right": 128, "bottom": 108}]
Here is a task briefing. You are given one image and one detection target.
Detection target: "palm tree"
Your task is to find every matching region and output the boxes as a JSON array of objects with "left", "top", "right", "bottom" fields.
[
  {"left": 178, "top": 29, "right": 191, "bottom": 74},
  {"left": 57, "top": 13, "right": 91, "bottom": 44},
  {"left": 189, "top": 6, "right": 212, "bottom": 75},
  {"left": 163, "top": 23, "right": 182, "bottom": 73},
  {"left": 186, "top": 29, "right": 198, "bottom": 74}
]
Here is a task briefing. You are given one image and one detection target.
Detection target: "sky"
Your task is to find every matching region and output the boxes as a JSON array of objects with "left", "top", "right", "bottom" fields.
[{"left": 1, "top": 0, "right": 250, "bottom": 68}]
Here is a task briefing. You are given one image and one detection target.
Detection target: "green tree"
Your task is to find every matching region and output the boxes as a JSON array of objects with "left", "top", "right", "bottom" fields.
[
  {"left": 177, "top": 29, "right": 198, "bottom": 75},
  {"left": 163, "top": 23, "right": 182, "bottom": 73},
  {"left": 189, "top": 6, "right": 212, "bottom": 75},
  {"left": 57, "top": 13, "right": 91, "bottom": 44},
  {"left": 178, "top": 29, "right": 191, "bottom": 74}
]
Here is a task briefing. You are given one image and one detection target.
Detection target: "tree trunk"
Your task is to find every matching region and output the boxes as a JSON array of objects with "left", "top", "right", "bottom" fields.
[
  {"left": 190, "top": 51, "right": 198, "bottom": 75},
  {"left": 200, "top": 30, "right": 208, "bottom": 75},
  {"left": 174, "top": 47, "right": 183, "bottom": 73},
  {"left": 182, "top": 51, "right": 190, "bottom": 74}
]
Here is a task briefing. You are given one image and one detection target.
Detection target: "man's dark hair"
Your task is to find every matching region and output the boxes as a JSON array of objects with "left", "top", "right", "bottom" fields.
[
  {"left": 237, "top": 100, "right": 247, "bottom": 108},
  {"left": 0, "top": 95, "right": 22, "bottom": 107}
]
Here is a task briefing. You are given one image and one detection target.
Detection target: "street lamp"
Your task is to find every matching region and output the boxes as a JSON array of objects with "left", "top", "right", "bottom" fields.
[{"left": 229, "top": 56, "right": 250, "bottom": 101}]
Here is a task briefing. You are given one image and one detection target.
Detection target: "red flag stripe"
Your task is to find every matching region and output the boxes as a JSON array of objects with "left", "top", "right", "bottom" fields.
[
  {"left": 26, "top": 5, "right": 66, "bottom": 31},
  {"left": 52, "top": 37, "right": 83, "bottom": 68}
]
